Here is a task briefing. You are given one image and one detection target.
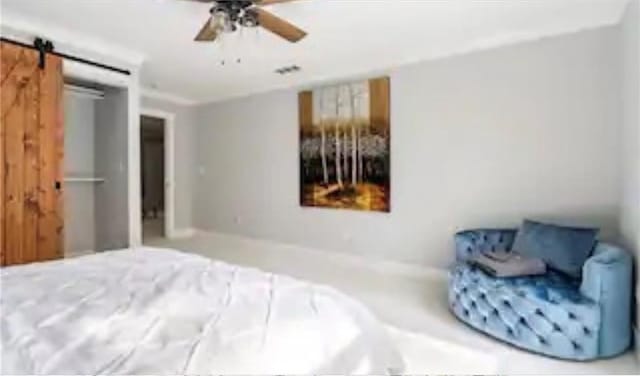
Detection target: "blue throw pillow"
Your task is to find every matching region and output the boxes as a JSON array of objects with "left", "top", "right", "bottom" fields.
[{"left": 512, "top": 220, "right": 598, "bottom": 278}]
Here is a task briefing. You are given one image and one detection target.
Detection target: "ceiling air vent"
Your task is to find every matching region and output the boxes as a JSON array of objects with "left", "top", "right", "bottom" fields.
[{"left": 275, "top": 65, "right": 301, "bottom": 75}]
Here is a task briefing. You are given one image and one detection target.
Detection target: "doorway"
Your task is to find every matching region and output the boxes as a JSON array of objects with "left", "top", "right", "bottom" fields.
[{"left": 140, "top": 109, "right": 175, "bottom": 241}]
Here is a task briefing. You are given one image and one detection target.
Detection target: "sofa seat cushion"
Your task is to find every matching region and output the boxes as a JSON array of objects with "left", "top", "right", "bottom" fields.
[{"left": 449, "top": 262, "right": 601, "bottom": 360}]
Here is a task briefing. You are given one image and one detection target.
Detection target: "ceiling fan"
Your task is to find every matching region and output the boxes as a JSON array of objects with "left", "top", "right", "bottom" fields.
[{"left": 189, "top": 0, "right": 307, "bottom": 43}]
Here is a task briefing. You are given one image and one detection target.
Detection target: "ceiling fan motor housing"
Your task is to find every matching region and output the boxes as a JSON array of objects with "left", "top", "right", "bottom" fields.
[{"left": 210, "top": 0, "right": 259, "bottom": 27}]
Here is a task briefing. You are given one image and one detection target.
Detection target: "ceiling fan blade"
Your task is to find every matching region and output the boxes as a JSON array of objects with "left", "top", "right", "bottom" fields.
[
  {"left": 255, "top": 0, "right": 300, "bottom": 5},
  {"left": 194, "top": 17, "right": 220, "bottom": 42},
  {"left": 253, "top": 8, "right": 307, "bottom": 43}
]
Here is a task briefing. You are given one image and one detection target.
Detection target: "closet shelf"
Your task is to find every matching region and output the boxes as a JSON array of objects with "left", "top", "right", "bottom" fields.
[{"left": 64, "top": 176, "right": 106, "bottom": 183}]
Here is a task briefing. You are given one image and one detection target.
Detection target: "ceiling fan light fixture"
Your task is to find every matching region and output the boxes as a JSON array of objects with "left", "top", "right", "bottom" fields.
[
  {"left": 239, "top": 11, "right": 259, "bottom": 28},
  {"left": 224, "top": 20, "right": 237, "bottom": 33},
  {"left": 209, "top": 10, "right": 226, "bottom": 32},
  {"left": 210, "top": 9, "right": 235, "bottom": 33}
]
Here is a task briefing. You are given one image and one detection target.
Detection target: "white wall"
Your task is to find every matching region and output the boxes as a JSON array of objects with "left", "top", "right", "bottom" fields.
[
  {"left": 619, "top": 0, "right": 640, "bottom": 342},
  {"left": 193, "top": 26, "right": 621, "bottom": 268},
  {"left": 64, "top": 93, "right": 97, "bottom": 254},
  {"left": 140, "top": 97, "right": 196, "bottom": 231}
]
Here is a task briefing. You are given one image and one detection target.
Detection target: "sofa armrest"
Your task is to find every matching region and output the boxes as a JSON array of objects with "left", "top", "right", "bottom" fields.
[
  {"left": 580, "top": 243, "right": 633, "bottom": 357},
  {"left": 454, "top": 229, "right": 517, "bottom": 262}
]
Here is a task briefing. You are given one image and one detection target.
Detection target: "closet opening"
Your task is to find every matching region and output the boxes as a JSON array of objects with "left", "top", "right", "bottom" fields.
[
  {"left": 64, "top": 78, "right": 130, "bottom": 257},
  {"left": 140, "top": 109, "right": 175, "bottom": 242}
]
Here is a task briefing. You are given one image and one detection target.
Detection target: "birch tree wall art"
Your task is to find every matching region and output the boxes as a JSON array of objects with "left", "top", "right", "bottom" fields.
[{"left": 299, "top": 77, "right": 390, "bottom": 212}]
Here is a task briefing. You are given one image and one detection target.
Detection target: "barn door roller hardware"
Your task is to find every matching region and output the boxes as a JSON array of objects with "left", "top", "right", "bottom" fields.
[
  {"left": 33, "top": 37, "right": 54, "bottom": 69},
  {"left": 0, "top": 36, "right": 131, "bottom": 75}
]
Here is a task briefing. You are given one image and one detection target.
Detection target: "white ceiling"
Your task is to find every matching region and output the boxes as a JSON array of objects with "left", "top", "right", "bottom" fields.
[{"left": 0, "top": 0, "right": 629, "bottom": 104}]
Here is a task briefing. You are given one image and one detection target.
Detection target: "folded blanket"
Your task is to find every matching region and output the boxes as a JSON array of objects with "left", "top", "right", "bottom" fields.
[{"left": 470, "top": 250, "right": 546, "bottom": 278}]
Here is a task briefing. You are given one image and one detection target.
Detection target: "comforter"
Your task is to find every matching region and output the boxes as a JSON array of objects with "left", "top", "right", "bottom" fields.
[{"left": 1, "top": 247, "right": 403, "bottom": 374}]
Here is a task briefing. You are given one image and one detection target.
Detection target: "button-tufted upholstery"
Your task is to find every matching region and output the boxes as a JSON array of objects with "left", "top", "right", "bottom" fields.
[
  {"left": 455, "top": 229, "right": 517, "bottom": 262},
  {"left": 449, "top": 229, "right": 632, "bottom": 361}
]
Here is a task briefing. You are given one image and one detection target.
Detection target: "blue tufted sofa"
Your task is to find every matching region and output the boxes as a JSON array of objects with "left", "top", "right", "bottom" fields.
[{"left": 448, "top": 229, "right": 633, "bottom": 360}]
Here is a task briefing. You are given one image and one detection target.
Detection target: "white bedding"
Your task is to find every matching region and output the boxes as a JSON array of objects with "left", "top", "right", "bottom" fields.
[{"left": 1, "top": 247, "right": 403, "bottom": 374}]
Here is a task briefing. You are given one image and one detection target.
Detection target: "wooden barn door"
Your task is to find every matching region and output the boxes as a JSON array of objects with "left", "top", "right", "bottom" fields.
[{"left": 1, "top": 41, "right": 64, "bottom": 266}]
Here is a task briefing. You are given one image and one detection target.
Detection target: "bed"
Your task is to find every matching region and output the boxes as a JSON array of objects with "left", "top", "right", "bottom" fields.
[{"left": 1, "top": 247, "right": 403, "bottom": 374}]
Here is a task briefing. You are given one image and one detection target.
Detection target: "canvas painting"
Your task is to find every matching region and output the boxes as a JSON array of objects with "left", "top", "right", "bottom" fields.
[{"left": 299, "top": 77, "right": 390, "bottom": 212}]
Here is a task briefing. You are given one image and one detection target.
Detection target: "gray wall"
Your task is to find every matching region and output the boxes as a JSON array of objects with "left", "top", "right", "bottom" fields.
[
  {"left": 140, "top": 97, "right": 196, "bottom": 231},
  {"left": 192, "top": 26, "right": 622, "bottom": 268},
  {"left": 95, "top": 87, "right": 130, "bottom": 250},
  {"left": 64, "top": 93, "right": 97, "bottom": 254},
  {"left": 619, "top": 0, "right": 640, "bottom": 330}
]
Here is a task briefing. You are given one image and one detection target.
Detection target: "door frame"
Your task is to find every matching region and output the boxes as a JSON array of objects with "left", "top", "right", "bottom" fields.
[
  {"left": 63, "top": 61, "right": 143, "bottom": 248},
  {"left": 140, "top": 108, "right": 176, "bottom": 239}
]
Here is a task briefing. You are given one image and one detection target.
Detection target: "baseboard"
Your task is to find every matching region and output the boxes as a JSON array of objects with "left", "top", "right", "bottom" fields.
[
  {"left": 64, "top": 249, "right": 95, "bottom": 259},
  {"left": 636, "top": 290, "right": 639, "bottom": 364},
  {"left": 168, "top": 228, "right": 196, "bottom": 239},
  {"left": 192, "top": 228, "right": 447, "bottom": 281},
  {"left": 635, "top": 326, "right": 640, "bottom": 364}
]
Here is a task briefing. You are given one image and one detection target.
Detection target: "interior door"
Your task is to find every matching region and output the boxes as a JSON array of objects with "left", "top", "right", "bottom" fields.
[{"left": 1, "top": 41, "right": 64, "bottom": 266}]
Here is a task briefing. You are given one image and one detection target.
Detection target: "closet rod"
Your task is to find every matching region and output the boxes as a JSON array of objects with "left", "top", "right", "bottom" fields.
[
  {"left": 0, "top": 37, "right": 131, "bottom": 76},
  {"left": 64, "top": 177, "right": 106, "bottom": 184},
  {"left": 65, "top": 84, "right": 105, "bottom": 100}
]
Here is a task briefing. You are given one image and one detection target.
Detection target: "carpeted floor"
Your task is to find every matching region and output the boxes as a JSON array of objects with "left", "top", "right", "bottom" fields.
[{"left": 145, "top": 230, "right": 638, "bottom": 374}]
